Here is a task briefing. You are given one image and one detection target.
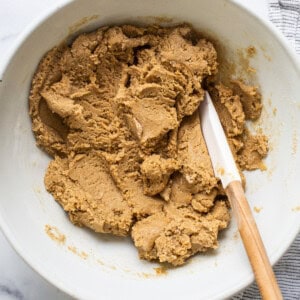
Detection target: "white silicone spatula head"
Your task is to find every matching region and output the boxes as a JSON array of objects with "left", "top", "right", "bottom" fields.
[{"left": 199, "top": 91, "right": 241, "bottom": 188}]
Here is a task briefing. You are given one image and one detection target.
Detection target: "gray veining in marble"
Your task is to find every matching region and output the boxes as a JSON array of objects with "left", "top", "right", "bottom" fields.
[{"left": 0, "top": 281, "right": 24, "bottom": 300}]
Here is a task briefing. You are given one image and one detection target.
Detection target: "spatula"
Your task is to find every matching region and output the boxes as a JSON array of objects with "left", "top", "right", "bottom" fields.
[{"left": 199, "top": 91, "right": 282, "bottom": 300}]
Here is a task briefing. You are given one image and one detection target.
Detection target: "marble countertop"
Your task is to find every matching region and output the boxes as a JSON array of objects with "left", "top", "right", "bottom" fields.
[{"left": 0, "top": 1, "right": 268, "bottom": 299}]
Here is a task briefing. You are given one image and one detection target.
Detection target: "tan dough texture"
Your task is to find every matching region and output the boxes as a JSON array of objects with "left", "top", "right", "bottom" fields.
[{"left": 29, "top": 24, "right": 268, "bottom": 266}]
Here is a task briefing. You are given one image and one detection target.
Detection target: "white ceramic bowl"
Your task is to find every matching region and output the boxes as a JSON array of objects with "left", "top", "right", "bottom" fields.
[{"left": 1, "top": 0, "right": 300, "bottom": 299}]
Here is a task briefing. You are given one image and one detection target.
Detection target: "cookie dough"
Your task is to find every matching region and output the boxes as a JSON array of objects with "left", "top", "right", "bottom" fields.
[{"left": 29, "top": 24, "right": 268, "bottom": 266}]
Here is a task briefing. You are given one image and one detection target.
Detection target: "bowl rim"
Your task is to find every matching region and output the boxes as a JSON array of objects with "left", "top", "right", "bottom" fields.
[{"left": 0, "top": 0, "right": 300, "bottom": 299}]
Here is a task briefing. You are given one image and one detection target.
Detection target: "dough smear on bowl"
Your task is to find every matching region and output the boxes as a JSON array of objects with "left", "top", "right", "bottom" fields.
[{"left": 29, "top": 24, "right": 268, "bottom": 266}]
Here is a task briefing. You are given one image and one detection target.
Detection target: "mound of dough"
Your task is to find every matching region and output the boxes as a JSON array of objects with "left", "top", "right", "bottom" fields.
[{"left": 29, "top": 24, "right": 267, "bottom": 266}]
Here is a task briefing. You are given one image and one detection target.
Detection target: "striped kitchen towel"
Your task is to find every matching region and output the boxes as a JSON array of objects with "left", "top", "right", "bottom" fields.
[
  {"left": 232, "top": 1, "right": 300, "bottom": 299},
  {"left": 269, "top": 0, "right": 300, "bottom": 53}
]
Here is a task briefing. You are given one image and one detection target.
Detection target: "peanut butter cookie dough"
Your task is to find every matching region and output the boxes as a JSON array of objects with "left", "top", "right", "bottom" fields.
[{"left": 29, "top": 24, "right": 268, "bottom": 266}]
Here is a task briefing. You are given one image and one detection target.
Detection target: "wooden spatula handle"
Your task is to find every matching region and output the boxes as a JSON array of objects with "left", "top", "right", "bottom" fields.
[{"left": 226, "top": 181, "right": 282, "bottom": 300}]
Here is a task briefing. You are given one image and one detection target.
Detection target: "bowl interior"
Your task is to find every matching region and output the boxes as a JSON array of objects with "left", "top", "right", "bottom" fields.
[{"left": 0, "top": 0, "right": 300, "bottom": 299}]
